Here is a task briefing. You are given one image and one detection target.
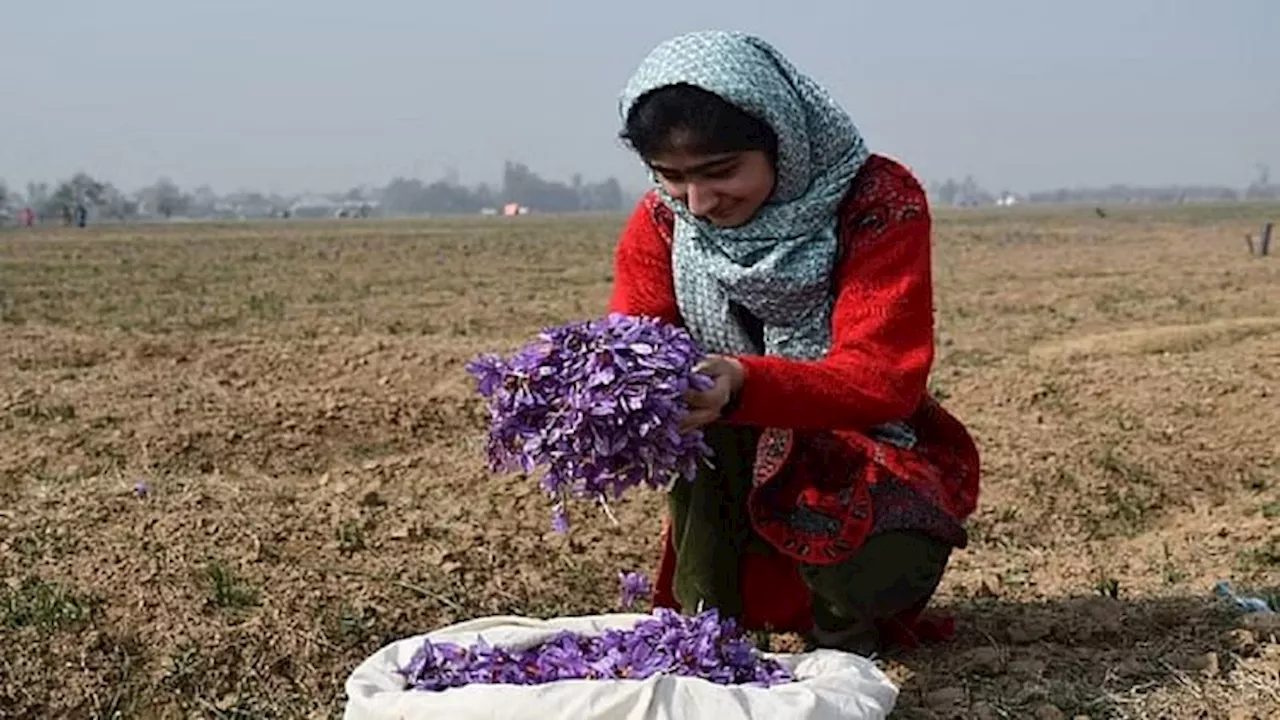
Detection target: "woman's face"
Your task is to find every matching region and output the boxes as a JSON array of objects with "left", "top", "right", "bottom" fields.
[{"left": 646, "top": 147, "right": 776, "bottom": 228}]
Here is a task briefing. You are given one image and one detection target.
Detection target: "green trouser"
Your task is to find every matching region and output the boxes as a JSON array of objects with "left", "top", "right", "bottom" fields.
[
  {"left": 666, "top": 425, "right": 759, "bottom": 620},
  {"left": 667, "top": 424, "right": 951, "bottom": 653},
  {"left": 799, "top": 531, "right": 951, "bottom": 654}
]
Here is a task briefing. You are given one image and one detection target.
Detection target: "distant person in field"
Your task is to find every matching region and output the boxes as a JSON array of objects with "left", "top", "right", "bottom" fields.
[
  {"left": 608, "top": 30, "right": 981, "bottom": 655},
  {"left": 19, "top": 207, "right": 35, "bottom": 227},
  {"left": 75, "top": 202, "right": 88, "bottom": 228}
]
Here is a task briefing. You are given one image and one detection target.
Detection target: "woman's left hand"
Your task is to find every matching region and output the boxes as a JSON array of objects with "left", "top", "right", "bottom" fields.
[{"left": 681, "top": 355, "right": 745, "bottom": 432}]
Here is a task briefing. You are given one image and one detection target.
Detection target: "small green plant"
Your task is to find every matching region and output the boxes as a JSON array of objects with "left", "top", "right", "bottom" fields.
[
  {"left": 2, "top": 576, "right": 97, "bottom": 629},
  {"left": 244, "top": 291, "right": 286, "bottom": 320},
  {"left": 1094, "top": 573, "right": 1121, "bottom": 599},
  {"left": 204, "top": 560, "right": 260, "bottom": 609},
  {"left": 1239, "top": 537, "right": 1280, "bottom": 569},
  {"left": 330, "top": 603, "right": 378, "bottom": 646},
  {"left": 337, "top": 520, "right": 367, "bottom": 553},
  {"left": 1161, "top": 543, "right": 1187, "bottom": 585}
]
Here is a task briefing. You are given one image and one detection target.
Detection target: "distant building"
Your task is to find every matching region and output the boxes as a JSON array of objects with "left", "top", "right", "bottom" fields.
[
  {"left": 287, "top": 197, "right": 377, "bottom": 219},
  {"left": 289, "top": 196, "right": 341, "bottom": 218}
]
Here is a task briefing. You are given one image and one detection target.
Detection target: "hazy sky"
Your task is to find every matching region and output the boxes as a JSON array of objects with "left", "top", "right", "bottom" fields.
[{"left": 3, "top": 1, "right": 1276, "bottom": 195}]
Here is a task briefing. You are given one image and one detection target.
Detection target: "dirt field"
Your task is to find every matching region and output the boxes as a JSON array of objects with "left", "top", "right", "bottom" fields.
[{"left": 2, "top": 205, "right": 1278, "bottom": 719}]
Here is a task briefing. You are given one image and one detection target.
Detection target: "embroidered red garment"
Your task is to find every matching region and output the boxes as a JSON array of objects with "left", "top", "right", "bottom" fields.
[{"left": 607, "top": 155, "right": 981, "bottom": 642}]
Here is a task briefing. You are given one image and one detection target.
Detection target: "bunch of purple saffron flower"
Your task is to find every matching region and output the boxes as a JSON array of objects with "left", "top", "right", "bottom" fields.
[
  {"left": 466, "top": 313, "right": 714, "bottom": 532},
  {"left": 400, "top": 608, "right": 794, "bottom": 691}
]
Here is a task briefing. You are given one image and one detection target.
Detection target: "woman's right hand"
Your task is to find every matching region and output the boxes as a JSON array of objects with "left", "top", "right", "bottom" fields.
[{"left": 681, "top": 355, "right": 744, "bottom": 432}]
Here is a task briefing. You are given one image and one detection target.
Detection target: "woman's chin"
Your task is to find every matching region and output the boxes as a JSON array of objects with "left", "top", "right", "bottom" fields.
[{"left": 705, "top": 210, "right": 755, "bottom": 228}]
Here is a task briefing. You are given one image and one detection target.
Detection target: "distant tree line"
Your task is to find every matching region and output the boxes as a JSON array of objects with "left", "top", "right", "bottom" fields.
[
  {"left": 928, "top": 176, "right": 996, "bottom": 207},
  {"left": 379, "top": 162, "right": 624, "bottom": 215},
  {"left": 928, "top": 164, "right": 1280, "bottom": 207},
  {"left": 0, "top": 161, "right": 629, "bottom": 224},
  {"left": 3, "top": 174, "right": 276, "bottom": 223},
  {"left": 5, "top": 161, "right": 1277, "bottom": 225}
]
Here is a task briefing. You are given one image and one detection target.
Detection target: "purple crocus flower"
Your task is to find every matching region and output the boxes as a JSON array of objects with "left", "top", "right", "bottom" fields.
[
  {"left": 550, "top": 505, "right": 570, "bottom": 535},
  {"left": 466, "top": 313, "right": 715, "bottom": 532},
  {"left": 618, "top": 571, "right": 652, "bottom": 610}
]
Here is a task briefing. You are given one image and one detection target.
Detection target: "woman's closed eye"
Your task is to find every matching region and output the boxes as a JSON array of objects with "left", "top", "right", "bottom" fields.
[
  {"left": 700, "top": 163, "right": 739, "bottom": 180},
  {"left": 652, "top": 158, "right": 739, "bottom": 184}
]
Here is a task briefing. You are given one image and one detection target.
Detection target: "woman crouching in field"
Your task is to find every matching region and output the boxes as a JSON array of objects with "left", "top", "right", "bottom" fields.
[{"left": 606, "top": 30, "right": 982, "bottom": 655}]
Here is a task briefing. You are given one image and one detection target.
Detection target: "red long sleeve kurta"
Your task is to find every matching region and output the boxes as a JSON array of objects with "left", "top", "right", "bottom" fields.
[{"left": 608, "top": 155, "right": 981, "bottom": 638}]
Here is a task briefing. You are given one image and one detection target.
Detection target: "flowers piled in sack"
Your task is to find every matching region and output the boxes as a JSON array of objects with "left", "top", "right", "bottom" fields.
[
  {"left": 466, "top": 313, "right": 714, "bottom": 532},
  {"left": 401, "top": 607, "right": 794, "bottom": 690}
]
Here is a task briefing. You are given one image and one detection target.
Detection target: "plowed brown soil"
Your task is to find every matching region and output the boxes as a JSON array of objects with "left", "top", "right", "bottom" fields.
[{"left": 2, "top": 206, "right": 1278, "bottom": 719}]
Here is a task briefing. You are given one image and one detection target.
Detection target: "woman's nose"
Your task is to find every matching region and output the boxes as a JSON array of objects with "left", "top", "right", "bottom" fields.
[{"left": 685, "top": 183, "right": 717, "bottom": 216}]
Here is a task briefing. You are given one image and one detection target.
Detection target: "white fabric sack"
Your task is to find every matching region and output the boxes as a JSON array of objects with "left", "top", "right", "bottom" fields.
[{"left": 344, "top": 613, "right": 899, "bottom": 720}]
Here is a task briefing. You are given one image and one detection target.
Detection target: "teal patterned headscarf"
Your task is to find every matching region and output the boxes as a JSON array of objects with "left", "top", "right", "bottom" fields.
[{"left": 619, "top": 30, "right": 870, "bottom": 360}]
